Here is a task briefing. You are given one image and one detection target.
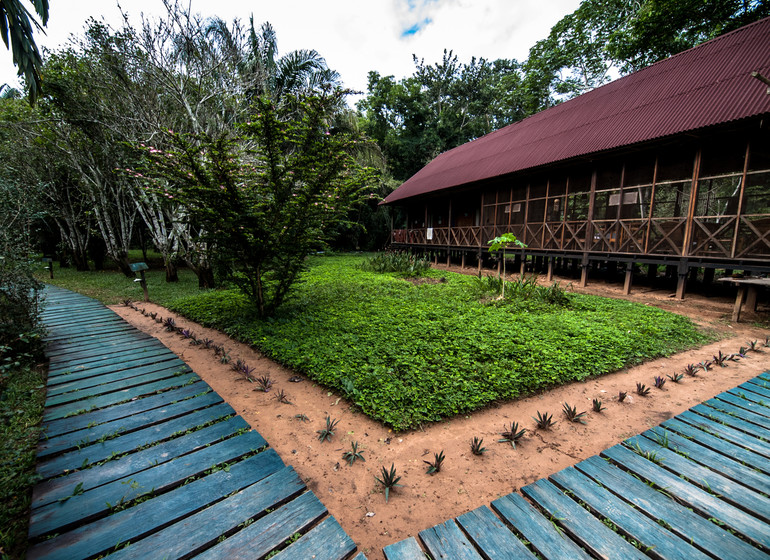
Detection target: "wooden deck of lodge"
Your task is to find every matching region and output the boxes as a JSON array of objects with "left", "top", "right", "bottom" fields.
[
  {"left": 28, "top": 286, "right": 366, "bottom": 560},
  {"left": 385, "top": 372, "right": 770, "bottom": 560}
]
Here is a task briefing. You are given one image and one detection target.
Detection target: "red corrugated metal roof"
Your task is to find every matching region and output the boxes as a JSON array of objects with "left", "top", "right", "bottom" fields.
[{"left": 383, "top": 17, "right": 770, "bottom": 205}]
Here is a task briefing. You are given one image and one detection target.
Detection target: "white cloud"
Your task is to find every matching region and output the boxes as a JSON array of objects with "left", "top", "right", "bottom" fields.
[{"left": 1, "top": 0, "right": 581, "bottom": 102}]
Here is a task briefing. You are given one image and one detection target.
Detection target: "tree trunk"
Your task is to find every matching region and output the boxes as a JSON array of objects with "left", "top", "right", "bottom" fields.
[
  {"left": 197, "top": 265, "right": 216, "bottom": 289},
  {"left": 165, "top": 261, "right": 179, "bottom": 282}
]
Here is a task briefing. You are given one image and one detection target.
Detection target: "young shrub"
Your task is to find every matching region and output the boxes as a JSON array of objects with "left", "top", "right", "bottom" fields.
[
  {"left": 592, "top": 398, "right": 605, "bottom": 413},
  {"left": 636, "top": 382, "right": 651, "bottom": 396},
  {"left": 712, "top": 350, "right": 728, "bottom": 367},
  {"left": 498, "top": 422, "right": 527, "bottom": 448},
  {"left": 317, "top": 416, "right": 339, "bottom": 443},
  {"left": 342, "top": 441, "right": 365, "bottom": 466},
  {"left": 162, "top": 317, "right": 176, "bottom": 331},
  {"left": 274, "top": 389, "right": 291, "bottom": 404},
  {"left": 562, "top": 403, "right": 587, "bottom": 424},
  {"left": 684, "top": 363, "right": 699, "bottom": 376},
  {"left": 424, "top": 450, "right": 445, "bottom": 474},
  {"left": 653, "top": 376, "right": 666, "bottom": 389},
  {"left": 470, "top": 437, "right": 486, "bottom": 455},
  {"left": 699, "top": 360, "right": 712, "bottom": 372},
  {"left": 618, "top": 391, "right": 628, "bottom": 402},
  {"left": 255, "top": 375, "right": 273, "bottom": 392},
  {"left": 667, "top": 373, "right": 684, "bottom": 383},
  {"left": 180, "top": 329, "right": 194, "bottom": 339},
  {"left": 533, "top": 411, "right": 557, "bottom": 430},
  {"left": 375, "top": 464, "right": 403, "bottom": 503}
]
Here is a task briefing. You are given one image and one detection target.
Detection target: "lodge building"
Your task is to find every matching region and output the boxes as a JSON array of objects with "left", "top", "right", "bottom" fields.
[{"left": 383, "top": 17, "right": 770, "bottom": 299}]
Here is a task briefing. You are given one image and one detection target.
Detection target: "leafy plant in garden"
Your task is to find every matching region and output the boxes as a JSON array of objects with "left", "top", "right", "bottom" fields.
[
  {"left": 713, "top": 351, "right": 728, "bottom": 367},
  {"left": 342, "top": 441, "right": 365, "bottom": 466},
  {"left": 274, "top": 389, "right": 291, "bottom": 404},
  {"left": 684, "top": 363, "right": 699, "bottom": 376},
  {"left": 487, "top": 233, "right": 526, "bottom": 298},
  {"left": 533, "top": 411, "right": 557, "bottom": 429},
  {"left": 316, "top": 416, "right": 339, "bottom": 442},
  {"left": 163, "top": 317, "right": 176, "bottom": 332},
  {"left": 134, "top": 92, "right": 378, "bottom": 317},
  {"left": 636, "top": 382, "right": 651, "bottom": 396},
  {"left": 499, "top": 422, "right": 527, "bottom": 447},
  {"left": 653, "top": 376, "right": 666, "bottom": 389},
  {"left": 699, "top": 360, "right": 712, "bottom": 372},
  {"left": 470, "top": 437, "right": 486, "bottom": 455},
  {"left": 618, "top": 391, "right": 627, "bottom": 402},
  {"left": 361, "top": 251, "right": 430, "bottom": 277},
  {"left": 667, "top": 373, "right": 684, "bottom": 383},
  {"left": 592, "top": 398, "right": 605, "bottom": 412},
  {"left": 562, "top": 403, "right": 587, "bottom": 424},
  {"left": 424, "top": 450, "right": 445, "bottom": 474},
  {"left": 374, "top": 464, "right": 402, "bottom": 503},
  {"left": 255, "top": 375, "right": 273, "bottom": 392}
]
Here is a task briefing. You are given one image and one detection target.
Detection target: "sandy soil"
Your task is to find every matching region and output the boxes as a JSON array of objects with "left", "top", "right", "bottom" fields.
[{"left": 110, "top": 268, "right": 770, "bottom": 560}]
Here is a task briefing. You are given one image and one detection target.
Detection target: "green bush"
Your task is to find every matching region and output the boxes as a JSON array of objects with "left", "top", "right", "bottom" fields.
[
  {"left": 360, "top": 251, "right": 431, "bottom": 277},
  {"left": 170, "top": 255, "right": 711, "bottom": 430}
]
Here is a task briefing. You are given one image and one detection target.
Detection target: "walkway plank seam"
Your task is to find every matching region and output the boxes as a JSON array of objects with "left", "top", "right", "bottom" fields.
[
  {"left": 384, "top": 370, "right": 770, "bottom": 560},
  {"left": 29, "top": 286, "right": 365, "bottom": 560}
]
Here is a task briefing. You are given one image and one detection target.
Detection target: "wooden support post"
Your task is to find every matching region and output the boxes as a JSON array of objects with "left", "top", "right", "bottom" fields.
[
  {"left": 497, "top": 259, "right": 501, "bottom": 275},
  {"left": 520, "top": 255, "right": 526, "bottom": 276},
  {"left": 546, "top": 257, "right": 554, "bottom": 282},
  {"left": 703, "top": 267, "right": 715, "bottom": 286},
  {"left": 446, "top": 251, "right": 451, "bottom": 267},
  {"left": 461, "top": 252, "right": 466, "bottom": 269},
  {"left": 579, "top": 256, "right": 589, "bottom": 287},
  {"left": 433, "top": 252, "right": 438, "bottom": 266},
  {"left": 675, "top": 261, "right": 688, "bottom": 300},
  {"left": 623, "top": 263, "right": 634, "bottom": 295},
  {"left": 746, "top": 286, "right": 759, "bottom": 312},
  {"left": 478, "top": 251, "right": 482, "bottom": 274},
  {"left": 732, "top": 286, "right": 746, "bottom": 322}
]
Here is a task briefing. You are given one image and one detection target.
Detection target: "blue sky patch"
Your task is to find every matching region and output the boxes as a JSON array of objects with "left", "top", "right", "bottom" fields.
[{"left": 402, "top": 17, "right": 433, "bottom": 37}]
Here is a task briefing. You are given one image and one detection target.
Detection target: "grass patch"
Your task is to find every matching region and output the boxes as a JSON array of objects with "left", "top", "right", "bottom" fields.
[
  {"left": 0, "top": 362, "right": 46, "bottom": 557},
  {"left": 168, "top": 255, "right": 711, "bottom": 430},
  {"left": 35, "top": 258, "right": 204, "bottom": 306}
]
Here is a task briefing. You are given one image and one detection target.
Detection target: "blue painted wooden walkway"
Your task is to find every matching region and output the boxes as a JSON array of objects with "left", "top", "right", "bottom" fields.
[
  {"left": 385, "top": 372, "right": 770, "bottom": 560},
  {"left": 29, "top": 286, "right": 366, "bottom": 560}
]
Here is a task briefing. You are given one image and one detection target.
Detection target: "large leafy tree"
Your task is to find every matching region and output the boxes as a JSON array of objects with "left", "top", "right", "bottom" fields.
[
  {"left": 135, "top": 91, "right": 378, "bottom": 316},
  {"left": 0, "top": 0, "right": 48, "bottom": 104}
]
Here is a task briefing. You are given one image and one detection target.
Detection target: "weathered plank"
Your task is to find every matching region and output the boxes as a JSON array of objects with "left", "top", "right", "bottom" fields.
[
  {"left": 704, "top": 397, "right": 770, "bottom": 429},
  {"left": 722, "top": 389, "right": 770, "bottom": 418},
  {"left": 29, "top": 430, "right": 267, "bottom": 538},
  {"left": 42, "top": 372, "right": 199, "bottom": 422},
  {"left": 37, "top": 402, "right": 240, "bottom": 479},
  {"left": 108, "top": 467, "right": 309, "bottom": 560},
  {"left": 269, "top": 516, "right": 357, "bottom": 560},
  {"left": 33, "top": 411, "right": 245, "bottom": 506},
  {"left": 626, "top": 435, "right": 770, "bottom": 523},
  {"left": 45, "top": 364, "right": 191, "bottom": 407},
  {"left": 383, "top": 536, "right": 428, "bottom": 560},
  {"left": 192, "top": 490, "right": 326, "bottom": 560},
  {"left": 676, "top": 409, "right": 770, "bottom": 458},
  {"left": 47, "top": 345, "right": 173, "bottom": 378},
  {"left": 41, "top": 381, "right": 211, "bottom": 439},
  {"left": 27, "top": 449, "right": 284, "bottom": 560},
  {"left": 491, "top": 493, "right": 593, "bottom": 560},
  {"left": 37, "top": 390, "right": 223, "bottom": 458},
  {"left": 456, "top": 505, "right": 537, "bottom": 560},
  {"left": 419, "top": 519, "right": 484, "bottom": 560},
  {"left": 576, "top": 455, "right": 770, "bottom": 560},
  {"left": 521, "top": 478, "right": 647, "bottom": 559},
  {"left": 45, "top": 332, "right": 152, "bottom": 360},
  {"left": 602, "top": 443, "right": 770, "bottom": 548},
  {"left": 47, "top": 355, "right": 186, "bottom": 389},
  {"left": 644, "top": 426, "right": 770, "bottom": 493},
  {"left": 550, "top": 467, "right": 712, "bottom": 560}
]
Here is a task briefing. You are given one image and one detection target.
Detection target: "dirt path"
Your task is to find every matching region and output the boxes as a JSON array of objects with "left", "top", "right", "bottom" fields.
[{"left": 111, "top": 271, "right": 770, "bottom": 560}]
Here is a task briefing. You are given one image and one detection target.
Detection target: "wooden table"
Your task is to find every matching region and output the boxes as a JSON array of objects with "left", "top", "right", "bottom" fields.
[{"left": 716, "top": 277, "right": 770, "bottom": 322}]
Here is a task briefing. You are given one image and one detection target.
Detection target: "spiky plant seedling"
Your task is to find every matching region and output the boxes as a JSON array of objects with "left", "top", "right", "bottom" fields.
[
  {"left": 470, "top": 437, "right": 486, "bottom": 455},
  {"left": 713, "top": 350, "right": 728, "bottom": 367},
  {"left": 636, "top": 382, "right": 651, "bottom": 396},
  {"left": 684, "top": 363, "right": 699, "bottom": 376},
  {"left": 255, "top": 375, "right": 273, "bottom": 392},
  {"left": 219, "top": 352, "right": 231, "bottom": 364},
  {"left": 294, "top": 413, "right": 309, "bottom": 422},
  {"left": 562, "top": 403, "right": 587, "bottom": 424},
  {"left": 163, "top": 317, "right": 176, "bottom": 331},
  {"left": 424, "top": 450, "right": 445, "bottom": 474},
  {"left": 533, "top": 411, "right": 557, "bottom": 430},
  {"left": 618, "top": 391, "right": 627, "bottom": 402},
  {"left": 343, "top": 441, "right": 365, "bottom": 466},
  {"left": 653, "top": 376, "right": 666, "bottom": 389},
  {"left": 149, "top": 312, "right": 157, "bottom": 320},
  {"left": 667, "top": 373, "right": 684, "bottom": 383},
  {"left": 499, "top": 422, "right": 527, "bottom": 447},
  {"left": 180, "top": 329, "right": 194, "bottom": 339},
  {"left": 275, "top": 389, "right": 292, "bottom": 404},
  {"left": 727, "top": 352, "right": 742, "bottom": 361},
  {"left": 739, "top": 346, "right": 749, "bottom": 356},
  {"left": 317, "top": 416, "right": 339, "bottom": 443},
  {"left": 748, "top": 340, "right": 760, "bottom": 352},
  {"left": 592, "top": 399, "right": 605, "bottom": 413},
  {"left": 700, "top": 360, "right": 712, "bottom": 372},
  {"left": 201, "top": 338, "right": 214, "bottom": 349},
  {"left": 375, "top": 464, "right": 403, "bottom": 503},
  {"left": 122, "top": 299, "right": 132, "bottom": 306},
  {"left": 233, "top": 358, "right": 246, "bottom": 372}
]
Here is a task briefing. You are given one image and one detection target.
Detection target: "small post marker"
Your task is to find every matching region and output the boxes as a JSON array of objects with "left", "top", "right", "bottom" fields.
[
  {"left": 41, "top": 257, "right": 53, "bottom": 279},
  {"left": 130, "top": 262, "right": 150, "bottom": 302}
]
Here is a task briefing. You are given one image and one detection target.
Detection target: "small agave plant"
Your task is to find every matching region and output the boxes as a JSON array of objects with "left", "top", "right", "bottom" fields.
[
  {"left": 424, "top": 450, "right": 445, "bottom": 474},
  {"left": 667, "top": 373, "right": 684, "bottom": 383},
  {"left": 533, "top": 411, "right": 556, "bottom": 430},
  {"left": 636, "top": 382, "right": 651, "bottom": 396},
  {"left": 375, "top": 464, "right": 403, "bottom": 503},
  {"left": 562, "top": 403, "right": 587, "bottom": 424},
  {"left": 618, "top": 391, "right": 628, "bottom": 402},
  {"left": 316, "top": 416, "right": 339, "bottom": 443},
  {"left": 592, "top": 399, "right": 605, "bottom": 413},
  {"left": 342, "top": 441, "right": 365, "bottom": 466},
  {"left": 470, "top": 437, "right": 486, "bottom": 455},
  {"left": 653, "top": 376, "right": 666, "bottom": 389},
  {"left": 499, "top": 422, "right": 527, "bottom": 447}
]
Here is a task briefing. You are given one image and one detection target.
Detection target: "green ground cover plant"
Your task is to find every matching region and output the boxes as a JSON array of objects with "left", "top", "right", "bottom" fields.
[{"left": 168, "top": 255, "right": 711, "bottom": 430}]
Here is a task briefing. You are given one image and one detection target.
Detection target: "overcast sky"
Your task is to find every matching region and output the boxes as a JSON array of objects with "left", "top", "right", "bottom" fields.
[{"left": 1, "top": 0, "right": 581, "bottom": 101}]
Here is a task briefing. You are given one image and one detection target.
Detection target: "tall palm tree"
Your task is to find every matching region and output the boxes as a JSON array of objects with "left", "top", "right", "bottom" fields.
[{"left": 0, "top": 0, "right": 48, "bottom": 104}]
